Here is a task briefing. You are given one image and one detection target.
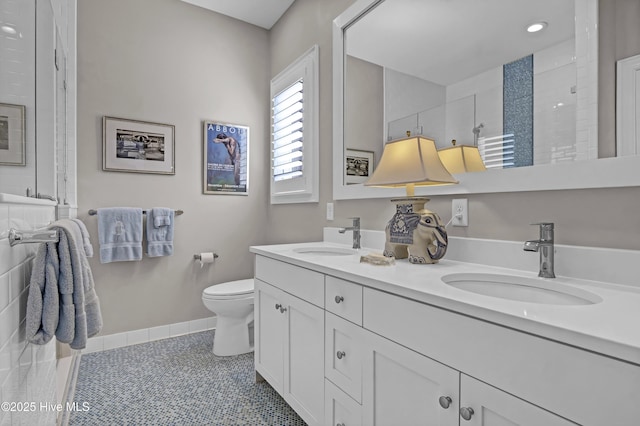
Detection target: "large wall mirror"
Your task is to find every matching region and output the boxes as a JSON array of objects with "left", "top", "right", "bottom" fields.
[
  {"left": 332, "top": 0, "right": 640, "bottom": 200},
  {"left": 0, "top": 0, "right": 62, "bottom": 199}
]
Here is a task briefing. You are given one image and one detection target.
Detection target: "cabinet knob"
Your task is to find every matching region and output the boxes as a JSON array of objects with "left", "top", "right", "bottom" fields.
[
  {"left": 336, "top": 351, "right": 346, "bottom": 359},
  {"left": 335, "top": 295, "right": 344, "bottom": 304},
  {"left": 460, "top": 407, "right": 474, "bottom": 421},
  {"left": 336, "top": 423, "right": 346, "bottom": 426},
  {"left": 275, "top": 303, "right": 281, "bottom": 310},
  {"left": 279, "top": 306, "right": 287, "bottom": 313},
  {"left": 438, "top": 396, "right": 452, "bottom": 409}
]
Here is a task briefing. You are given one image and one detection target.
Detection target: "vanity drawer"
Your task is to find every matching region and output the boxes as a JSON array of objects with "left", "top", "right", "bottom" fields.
[
  {"left": 325, "top": 276, "right": 363, "bottom": 325},
  {"left": 255, "top": 256, "right": 325, "bottom": 307},
  {"left": 325, "top": 379, "right": 362, "bottom": 426},
  {"left": 325, "top": 312, "right": 364, "bottom": 403}
]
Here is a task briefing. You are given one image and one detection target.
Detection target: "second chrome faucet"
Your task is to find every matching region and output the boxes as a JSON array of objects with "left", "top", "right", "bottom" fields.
[
  {"left": 524, "top": 222, "right": 555, "bottom": 278},
  {"left": 338, "top": 217, "right": 361, "bottom": 249}
]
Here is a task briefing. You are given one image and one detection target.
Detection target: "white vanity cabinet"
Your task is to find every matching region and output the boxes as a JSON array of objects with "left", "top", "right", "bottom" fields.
[
  {"left": 252, "top": 251, "right": 640, "bottom": 426},
  {"left": 459, "top": 375, "right": 575, "bottom": 426},
  {"left": 363, "top": 287, "right": 640, "bottom": 426},
  {"left": 358, "top": 296, "right": 574, "bottom": 426},
  {"left": 254, "top": 257, "right": 325, "bottom": 426},
  {"left": 361, "top": 325, "right": 459, "bottom": 426}
]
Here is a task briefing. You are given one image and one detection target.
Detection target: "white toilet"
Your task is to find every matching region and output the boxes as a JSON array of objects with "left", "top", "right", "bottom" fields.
[{"left": 202, "top": 279, "right": 254, "bottom": 356}]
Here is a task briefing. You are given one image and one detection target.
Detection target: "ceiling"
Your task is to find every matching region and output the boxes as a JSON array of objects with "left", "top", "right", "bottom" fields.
[
  {"left": 180, "top": 0, "right": 295, "bottom": 29},
  {"left": 346, "top": 0, "right": 575, "bottom": 86}
]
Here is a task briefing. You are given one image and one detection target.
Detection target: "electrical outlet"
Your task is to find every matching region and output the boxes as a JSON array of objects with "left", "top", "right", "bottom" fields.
[
  {"left": 326, "top": 202, "right": 334, "bottom": 221},
  {"left": 451, "top": 199, "right": 468, "bottom": 227}
]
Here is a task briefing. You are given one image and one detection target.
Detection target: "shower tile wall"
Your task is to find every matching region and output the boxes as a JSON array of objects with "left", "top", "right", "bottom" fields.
[
  {"left": 533, "top": 39, "right": 577, "bottom": 165},
  {"left": 0, "top": 201, "right": 57, "bottom": 426},
  {"left": 0, "top": 0, "right": 37, "bottom": 196},
  {"left": 503, "top": 54, "right": 534, "bottom": 168}
]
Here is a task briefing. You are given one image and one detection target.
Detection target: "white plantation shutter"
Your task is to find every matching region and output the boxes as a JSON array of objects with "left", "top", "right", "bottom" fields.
[
  {"left": 478, "top": 134, "right": 515, "bottom": 169},
  {"left": 272, "top": 80, "right": 304, "bottom": 182},
  {"left": 270, "top": 45, "right": 319, "bottom": 204}
]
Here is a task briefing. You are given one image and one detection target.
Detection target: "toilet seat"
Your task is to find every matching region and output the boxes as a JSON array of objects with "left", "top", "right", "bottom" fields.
[{"left": 203, "top": 279, "right": 254, "bottom": 300}]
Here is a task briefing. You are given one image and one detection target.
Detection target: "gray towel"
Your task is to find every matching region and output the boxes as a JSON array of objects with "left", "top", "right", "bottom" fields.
[
  {"left": 97, "top": 207, "right": 143, "bottom": 263},
  {"left": 54, "top": 220, "right": 103, "bottom": 348},
  {"left": 25, "top": 242, "right": 60, "bottom": 345},
  {"left": 146, "top": 207, "right": 174, "bottom": 257},
  {"left": 25, "top": 219, "right": 103, "bottom": 350},
  {"left": 71, "top": 218, "right": 94, "bottom": 258}
]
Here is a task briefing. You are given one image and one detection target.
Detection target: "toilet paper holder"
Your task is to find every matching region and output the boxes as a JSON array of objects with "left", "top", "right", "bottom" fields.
[{"left": 194, "top": 253, "right": 219, "bottom": 260}]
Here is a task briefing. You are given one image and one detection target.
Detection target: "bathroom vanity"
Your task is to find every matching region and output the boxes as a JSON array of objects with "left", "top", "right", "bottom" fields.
[{"left": 250, "top": 240, "right": 640, "bottom": 426}]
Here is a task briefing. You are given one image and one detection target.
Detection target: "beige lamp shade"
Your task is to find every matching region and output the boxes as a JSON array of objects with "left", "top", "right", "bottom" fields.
[
  {"left": 365, "top": 136, "right": 458, "bottom": 192},
  {"left": 438, "top": 144, "right": 486, "bottom": 174}
]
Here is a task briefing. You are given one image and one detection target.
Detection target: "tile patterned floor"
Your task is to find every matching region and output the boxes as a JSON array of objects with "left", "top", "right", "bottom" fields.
[{"left": 68, "top": 331, "right": 306, "bottom": 425}]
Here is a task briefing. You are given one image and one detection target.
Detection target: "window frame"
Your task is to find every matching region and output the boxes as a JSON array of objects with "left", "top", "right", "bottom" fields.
[{"left": 270, "top": 45, "right": 319, "bottom": 204}]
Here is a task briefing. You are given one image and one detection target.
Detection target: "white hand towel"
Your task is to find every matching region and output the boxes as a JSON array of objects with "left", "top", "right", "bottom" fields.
[
  {"left": 146, "top": 207, "right": 174, "bottom": 257},
  {"left": 97, "top": 207, "right": 143, "bottom": 263}
]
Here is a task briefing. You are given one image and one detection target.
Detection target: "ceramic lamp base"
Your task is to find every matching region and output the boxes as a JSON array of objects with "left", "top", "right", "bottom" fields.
[{"left": 383, "top": 197, "right": 449, "bottom": 264}]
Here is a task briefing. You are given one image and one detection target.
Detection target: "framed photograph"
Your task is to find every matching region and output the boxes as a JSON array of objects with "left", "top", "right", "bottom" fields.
[
  {"left": 103, "top": 116, "right": 175, "bottom": 174},
  {"left": 0, "top": 103, "right": 26, "bottom": 166},
  {"left": 203, "top": 121, "right": 249, "bottom": 195},
  {"left": 345, "top": 149, "right": 374, "bottom": 184}
]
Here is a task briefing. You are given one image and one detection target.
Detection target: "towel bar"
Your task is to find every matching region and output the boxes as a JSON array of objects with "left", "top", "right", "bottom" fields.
[
  {"left": 8, "top": 228, "right": 59, "bottom": 247},
  {"left": 88, "top": 209, "right": 184, "bottom": 216}
]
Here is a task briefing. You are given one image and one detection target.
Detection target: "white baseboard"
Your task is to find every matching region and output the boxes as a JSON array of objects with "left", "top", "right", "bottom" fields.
[{"left": 83, "top": 316, "right": 217, "bottom": 354}]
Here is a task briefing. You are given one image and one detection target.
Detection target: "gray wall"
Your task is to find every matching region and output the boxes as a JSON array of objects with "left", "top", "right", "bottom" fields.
[
  {"left": 77, "top": 0, "right": 270, "bottom": 335},
  {"left": 77, "top": 0, "right": 640, "bottom": 337}
]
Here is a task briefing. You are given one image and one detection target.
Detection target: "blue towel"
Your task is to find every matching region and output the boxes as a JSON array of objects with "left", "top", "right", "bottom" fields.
[
  {"left": 146, "top": 207, "right": 174, "bottom": 257},
  {"left": 97, "top": 208, "right": 143, "bottom": 263}
]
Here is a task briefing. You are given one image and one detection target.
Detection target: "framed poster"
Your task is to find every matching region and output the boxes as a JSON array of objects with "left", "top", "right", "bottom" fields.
[
  {"left": 0, "top": 103, "right": 26, "bottom": 166},
  {"left": 203, "top": 121, "right": 249, "bottom": 195},
  {"left": 102, "top": 116, "right": 175, "bottom": 174},
  {"left": 345, "top": 149, "right": 374, "bottom": 184}
]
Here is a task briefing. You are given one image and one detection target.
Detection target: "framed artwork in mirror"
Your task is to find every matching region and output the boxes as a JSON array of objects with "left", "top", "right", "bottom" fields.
[
  {"left": 102, "top": 116, "right": 175, "bottom": 174},
  {"left": 0, "top": 103, "right": 26, "bottom": 166},
  {"left": 203, "top": 121, "right": 249, "bottom": 195},
  {"left": 345, "top": 148, "right": 374, "bottom": 184}
]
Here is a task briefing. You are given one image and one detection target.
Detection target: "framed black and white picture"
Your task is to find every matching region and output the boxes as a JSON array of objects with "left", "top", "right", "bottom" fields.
[
  {"left": 203, "top": 121, "right": 249, "bottom": 195},
  {"left": 102, "top": 116, "right": 175, "bottom": 174},
  {"left": 345, "top": 149, "right": 374, "bottom": 184},
  {"left": 0, "top": 103, "right": 26, "bottom": 166}
]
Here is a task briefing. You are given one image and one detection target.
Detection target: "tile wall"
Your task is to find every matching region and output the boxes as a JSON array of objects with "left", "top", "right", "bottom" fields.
[{"left": 0, "top": 201, "right": 57, "bottom": 426}]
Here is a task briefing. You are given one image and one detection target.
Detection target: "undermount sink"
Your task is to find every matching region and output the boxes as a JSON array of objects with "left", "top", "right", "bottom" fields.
[
  {"left": 441, "top": 273, "right": 602, "bottom": 306},
  {"left": 293, "top": 246, "right": 357, "bottom": 256}
]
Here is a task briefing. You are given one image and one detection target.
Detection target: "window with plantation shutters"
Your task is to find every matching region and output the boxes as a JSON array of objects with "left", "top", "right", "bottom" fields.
[
  {"left": 272, "top": 80, "right": 304, "bottom": 182},
  {"left": 270, "top": 45, "right": 319, "bottom": 204}
]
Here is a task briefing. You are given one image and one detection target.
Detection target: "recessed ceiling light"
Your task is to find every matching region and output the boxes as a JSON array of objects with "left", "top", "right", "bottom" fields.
[
  {"left": 1, "top": 25, "right": 17, "bottom": 35},
  {"left": 527, "top": 22, "right": 547, "bottom": 33}
]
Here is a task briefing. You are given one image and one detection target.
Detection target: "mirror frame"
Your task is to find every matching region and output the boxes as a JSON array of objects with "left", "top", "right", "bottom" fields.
[{"left": 332, "top": 0, "right": 640, "bottom": 200}]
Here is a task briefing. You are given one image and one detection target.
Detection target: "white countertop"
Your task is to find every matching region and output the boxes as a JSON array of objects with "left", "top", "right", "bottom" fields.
[{"left": 251, "top": 241, "right": 640, "bottom": 366}]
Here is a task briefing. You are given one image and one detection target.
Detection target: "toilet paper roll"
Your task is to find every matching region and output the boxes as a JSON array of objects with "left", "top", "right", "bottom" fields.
[{"left": 198, "top": 252, "right": 215, "bottom": 268}]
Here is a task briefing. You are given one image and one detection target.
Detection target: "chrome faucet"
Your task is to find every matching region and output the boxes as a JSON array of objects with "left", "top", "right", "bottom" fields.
[
  {"left": 523, "top": 222, "right": 555, "bottom": 278},
  {"left": 338, "top": 217, "right": 361, "bottom": 249}
]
